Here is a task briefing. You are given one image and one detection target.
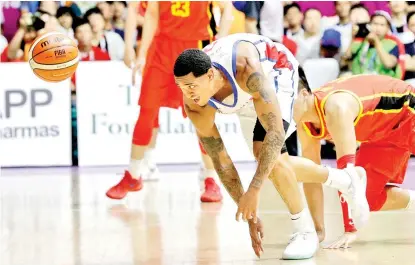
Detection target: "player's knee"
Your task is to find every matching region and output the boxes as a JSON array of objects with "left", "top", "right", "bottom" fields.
[
  {"left": 366, "top": 189, "right": 387, "bottom": 212},
  {"left": 268, "top": 154, "right": 291, "bottom": 182}
]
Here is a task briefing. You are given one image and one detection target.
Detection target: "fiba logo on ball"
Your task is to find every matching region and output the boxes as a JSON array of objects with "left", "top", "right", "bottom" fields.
[{"left": 28, "top": 32, "right": 79, "bottom": 82}]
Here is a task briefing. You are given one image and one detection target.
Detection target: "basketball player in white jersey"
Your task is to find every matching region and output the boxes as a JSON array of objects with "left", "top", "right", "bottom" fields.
[{"left": 173, "top": 33, "right": 369, "bottom": 260}]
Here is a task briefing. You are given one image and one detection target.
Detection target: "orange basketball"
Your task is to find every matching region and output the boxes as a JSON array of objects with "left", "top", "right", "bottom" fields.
[{"left": 28, "top": 32, "right": 79, "bottom": 83}]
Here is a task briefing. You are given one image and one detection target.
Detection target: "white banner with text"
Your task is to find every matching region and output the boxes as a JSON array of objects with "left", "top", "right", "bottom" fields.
[
  {"left": 0, "top": 63, "right": 72, "bottom": 167},
  {"left": 75, "top": 61, "right": 255, "bottom": 166}
]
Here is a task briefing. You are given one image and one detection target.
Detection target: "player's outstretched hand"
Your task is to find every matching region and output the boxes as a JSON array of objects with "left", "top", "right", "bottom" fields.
[
  {"left": 123, "top": 47, "right": 136, "bottom": 68},
  {"left": 248, "top": 217, "right": 264, "bottom": 258},
  {"left": 132, "top": 57, "right": 146, "bottom": 86},
  {"left": 236, "top": 189, "right": 260, "bottom": 222},
  {"left": 323, "top": 232, "right": 357, "bottom": 249}
]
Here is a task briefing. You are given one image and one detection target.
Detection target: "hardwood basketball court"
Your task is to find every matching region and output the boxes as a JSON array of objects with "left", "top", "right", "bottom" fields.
[{"left": 1, "top": 160, "right": 414, "bottom": 265}]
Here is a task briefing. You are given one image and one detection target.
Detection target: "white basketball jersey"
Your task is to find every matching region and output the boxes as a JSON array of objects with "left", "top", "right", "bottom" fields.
[{"left": 202, "top": 33, "right": 299, "bottom": 122}]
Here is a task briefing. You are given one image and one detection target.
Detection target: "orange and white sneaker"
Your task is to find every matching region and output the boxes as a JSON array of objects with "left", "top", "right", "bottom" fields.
[
  {"left": 106, "top": 171, "right": 143, "bottom": 200},
  {"left": 200, "top": 177, "right": 223, "bottom": 203}
]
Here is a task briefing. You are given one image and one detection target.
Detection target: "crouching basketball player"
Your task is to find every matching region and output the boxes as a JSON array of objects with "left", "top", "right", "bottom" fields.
[
  {"left": 293, "top": 74, "right": 415, "bottom": 248},
  {"left": 173, "top": 33, "right": 370, "bottom": 260}
]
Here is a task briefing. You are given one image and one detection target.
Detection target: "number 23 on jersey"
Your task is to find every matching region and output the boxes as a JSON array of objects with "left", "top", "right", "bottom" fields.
[{"left": 171, "top": 1, "right": 190, "bottom": 17}]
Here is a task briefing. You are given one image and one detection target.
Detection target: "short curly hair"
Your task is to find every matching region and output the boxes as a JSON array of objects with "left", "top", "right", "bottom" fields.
[{"left": 174, "top": 49, "right": 212, "bottom": 78}]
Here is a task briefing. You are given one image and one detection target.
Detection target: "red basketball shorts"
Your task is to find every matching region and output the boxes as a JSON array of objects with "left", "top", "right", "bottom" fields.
[
  {"left": 356, "top": 116, "right": 413, "bottom": 211},
  {"left": 139, "top": 36, "right": 201, "bottom": 110}
]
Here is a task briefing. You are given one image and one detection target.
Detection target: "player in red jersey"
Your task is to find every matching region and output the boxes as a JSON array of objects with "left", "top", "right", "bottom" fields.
[
  {"left": 293, "top": 74, "right": 415, "bottom": 248},
  {"left": 106, "top": 1, "right": 233, "bottom": 202}
]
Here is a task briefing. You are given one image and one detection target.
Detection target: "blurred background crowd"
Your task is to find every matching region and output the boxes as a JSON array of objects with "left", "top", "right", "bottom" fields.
[
  {"left": 1, "top": 1, "right": 415, "bottom": 162},
  {"left": 3, "top": 1, "right": 415, "bottom": 83}
]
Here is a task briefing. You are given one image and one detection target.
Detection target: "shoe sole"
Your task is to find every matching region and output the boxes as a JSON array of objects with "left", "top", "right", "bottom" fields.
[
  {"left": 106, "top": 185, "right": 143, "bottom": 200},
  {"left": 200, "top": 197, "right": 223, "bottom": 203}
]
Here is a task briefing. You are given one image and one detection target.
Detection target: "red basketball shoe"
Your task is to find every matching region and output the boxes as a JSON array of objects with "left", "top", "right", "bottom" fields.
[
  {"left": 200, "top": 177, "right": 223, "bottom": 203},
  {"left": 106, "top": 171, "right": 143, "bottom": 200}
]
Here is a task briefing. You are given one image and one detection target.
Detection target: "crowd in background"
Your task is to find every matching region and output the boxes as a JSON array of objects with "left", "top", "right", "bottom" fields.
[
  {"left": 3, "top": 1, "right": 415, "bottom": 82},
  {"left": 1, "top": 1, "right": 415, "bottom": 162}
]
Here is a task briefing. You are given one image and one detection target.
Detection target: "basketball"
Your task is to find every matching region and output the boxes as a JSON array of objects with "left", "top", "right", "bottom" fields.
[{"left": 28, "top": 32, "right": 79, "bottom": 82}]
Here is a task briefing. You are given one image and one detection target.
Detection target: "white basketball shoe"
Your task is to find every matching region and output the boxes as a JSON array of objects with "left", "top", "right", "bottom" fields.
[
  {"left": 282, "top": 231, "right": 319, "bottom": 260},
  {"left": 342, "top": 164, "right": 370, "bottom": 229}
]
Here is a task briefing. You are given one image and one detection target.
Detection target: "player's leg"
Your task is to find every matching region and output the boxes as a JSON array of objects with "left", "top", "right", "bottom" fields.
[
  {"left": 106, "top": 58, "right": 166, "bottom": 199},
  {"left": 357, "top": 143, "right": 414, "bottom": 212},
  {"left": 140, "top": 117, "right": 160, "bottom": 180},
  {"left": 303, "top": 183, "right": 325, "bottom": 242},
  {"left": 106, "top": 106, "right": 160, "bottom": 199}
]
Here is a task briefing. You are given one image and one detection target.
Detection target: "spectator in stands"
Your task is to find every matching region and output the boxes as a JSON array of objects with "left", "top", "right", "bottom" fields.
[
  {"left": 243, "top": 1, "right": 297, "bottom": 56},
  {"left": 333, "top": 1, "right": 353, "bottom": 54},
  {"left": 96, "top": 1, "right": 113, "bottom": 31},
  {"left": 292, "top": 8, "right": 322, "bottom": 65},
  {"left": 320, "top": 28, "right": 342, "bottom": 60},
  {"left": 284, "top": 3, "right": 303, "bottom": 37},
  {"left": 402, "top": 11, "right": 415, "bottom": 81},
  {"left": 111, "top": 1, "right": 126, "bottom": 39},
  {"left": 73, "top": 18, "right": 110, "bottom": 62},
  {"left": 350, "top": 3, "right": 371, "bottom": 24},
  {"left": 38, "top": 1, "right": 59, "bottom": 16},
  {"left": 389, "top": 1, "right": 409, "bottom": 33},
  {"left": 2, "top": 12, "right": 46, "bottom": 62},
  {"left": 347, "top": 11, "right": 400, "bottom": 77},
  {"left": 57, "top": 6, "right": 76, "bottom": 39},
  {"left": 84, "top": 7, "right": 124, "bottom": 60}
]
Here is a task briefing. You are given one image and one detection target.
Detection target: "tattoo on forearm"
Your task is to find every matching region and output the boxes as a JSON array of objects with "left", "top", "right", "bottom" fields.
[
  {"left": 199, "top": 136, "right": 244, "bottom": 203},
  {"left": 249, "top": 177, "right": 263, "bottom": 189},
  {"left": 253, "top": 112, "right": 285, "bottom": 184},
  {"left": 246, "top": 72, "right": 271, "bottom": 103}
]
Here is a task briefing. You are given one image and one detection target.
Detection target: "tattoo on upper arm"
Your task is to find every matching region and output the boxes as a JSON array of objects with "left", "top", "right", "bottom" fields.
[
  {"left": 199, "top": 136, "right": 244, "bottom": 203},
  {"left": 246, "top": 72, "right": 271, "bottom": 103},
  {"left": 246, "top": 72, "right": 262, "bottom": 93}
]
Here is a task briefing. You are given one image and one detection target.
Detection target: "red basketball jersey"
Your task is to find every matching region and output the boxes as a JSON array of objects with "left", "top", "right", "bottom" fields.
[
  {"left": 303, "top": 75, "right": 415, "bottom": 143},
  {"left": 139, "top": 1, "right": 214, "bottom": 41}
]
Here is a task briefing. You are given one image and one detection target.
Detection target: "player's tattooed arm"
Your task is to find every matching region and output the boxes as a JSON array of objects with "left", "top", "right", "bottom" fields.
[
  {"left": 184, "top": 98, "right": 245, "bottom": 204},
  {"left": 198, "top": 128, "right": 245, "bottom": 204},
  {"left": 236, "top": 42, "right": 286, "bottom": 191}
]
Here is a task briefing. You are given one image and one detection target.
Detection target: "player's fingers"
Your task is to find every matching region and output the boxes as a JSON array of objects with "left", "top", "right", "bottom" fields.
[
  {"left": 235, "top": 209, "right": 243, "bottom": 221},
  {"left": 131, "top": 67, "right": 138, "bottom": 85},
  {"left": 242, "top": 210, "right": 252, "bottom": 222},
  {"left": 259, "top": 228, "right": 264, "bottom": 239},
  {"left": 252, "top": 214, "right": 258, "bottom": 224}
]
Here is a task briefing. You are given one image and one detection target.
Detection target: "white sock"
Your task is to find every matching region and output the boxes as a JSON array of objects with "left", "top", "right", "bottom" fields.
[
  {"left": 324, "top": 167, "right": 352, "bottom": 193},
  {"left": 129, "top": 159, "right": 143, "bottom": 179},
  {"left": 144, "top": 148, "right": 155, "bottom": 163},
  {"left": 405, "top": 190, "right": 415, "bottom": 210},
  {"left": 204, "top": 169, "right": 220, "bottom": 183},
  {"left": 290, "top": 208, "right": 315, "bottom": 233}
]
